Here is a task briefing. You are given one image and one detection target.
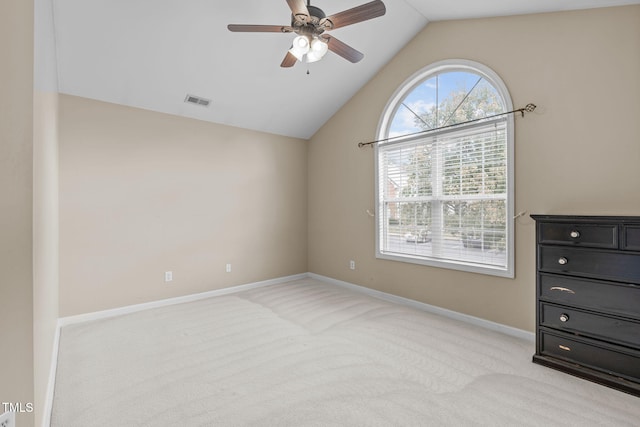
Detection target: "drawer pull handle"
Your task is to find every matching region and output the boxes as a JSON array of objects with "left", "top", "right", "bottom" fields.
[
  {"left": 558, "top": 257, "right": 568, "bottom": 265},
  {"left": 550, "top": 286, "right": 575, "bottom": 294},
  {"left": 558, "top": 345, "right": 571, "bottom": 351},
  {"left": 559, "top": 314, "right": 569, "bottom": 322},
  {"left": 570, "top": 230, "right": 580, "bottom": 238}
]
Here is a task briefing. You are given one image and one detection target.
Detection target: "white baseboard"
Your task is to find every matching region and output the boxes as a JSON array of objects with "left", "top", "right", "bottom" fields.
[
  {"left": 42, "top": 323, "right": 61, "bottom": 427},
  {"left": 57, "top": 273, "right": 308, "bottom": 327},
  {"left": 308, "top": 273, "right": 535, "bottom": 342},
  {"left": 54, "top": 272, "right": 533, "bottom": 341}
]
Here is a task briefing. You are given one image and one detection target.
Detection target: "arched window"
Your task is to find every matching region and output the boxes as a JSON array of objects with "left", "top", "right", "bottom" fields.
[{"left": 375, "top": 60, "right": 514, "bottom": 277}]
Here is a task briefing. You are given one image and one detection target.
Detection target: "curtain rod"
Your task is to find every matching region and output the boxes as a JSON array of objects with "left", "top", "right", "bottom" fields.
[{"left": 358, "top": 103, "right": 537, "bottom": 148}]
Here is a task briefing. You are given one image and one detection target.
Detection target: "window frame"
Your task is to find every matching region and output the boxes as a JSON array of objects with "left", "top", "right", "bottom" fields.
[{"left": 375, "top": 59, "right": 515, "bottom": 278}]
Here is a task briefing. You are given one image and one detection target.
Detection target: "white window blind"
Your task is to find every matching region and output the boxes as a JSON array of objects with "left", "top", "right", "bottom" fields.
[{"left": 378, "top": 117, "right": 509, "bottom": 273}]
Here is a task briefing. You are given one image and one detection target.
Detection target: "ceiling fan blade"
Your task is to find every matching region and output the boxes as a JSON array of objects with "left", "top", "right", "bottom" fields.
[
  {"left": 323, "top": 0, "right": 386, "bottom": 30},
  {"left": 322, "top": 35, "right": 364, "bottom": 63},
  {"left": 286, "top": 0, "right": 310, "bottom": 23},
  {"left": 227, "top": 24, "right": 293, "bottom": 33},
  {"left": 280, "top": 51, "right": 298, "bottom": 68}
]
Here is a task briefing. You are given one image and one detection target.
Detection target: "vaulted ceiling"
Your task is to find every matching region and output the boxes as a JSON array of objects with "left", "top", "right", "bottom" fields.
[{"left": 52, "top": 0, "right": 640, "bottom": 139}]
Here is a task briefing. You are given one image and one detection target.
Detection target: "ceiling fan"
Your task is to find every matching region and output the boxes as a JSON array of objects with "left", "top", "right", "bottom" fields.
[{"left": 228, "top": 0, "right": 386, "bottom": 67}]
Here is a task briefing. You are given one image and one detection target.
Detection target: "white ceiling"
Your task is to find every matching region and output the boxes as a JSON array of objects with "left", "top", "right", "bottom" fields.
[{"left": 52, "top": 0, "right": 640, "bottom": 139}]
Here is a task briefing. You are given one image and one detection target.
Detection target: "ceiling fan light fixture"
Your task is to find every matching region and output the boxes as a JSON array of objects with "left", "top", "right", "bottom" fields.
[
  {"left": 289, "top": 35, "right": 310, "bottom": 60},
  {"left": 306, "top": 37, "right": 329, "bottom": 63},
  {"left": 293, "top": 35, "right": 310, "bottom": 50},
  {"left": 305, "top": 52, "right": 321, "bottom": 63}
]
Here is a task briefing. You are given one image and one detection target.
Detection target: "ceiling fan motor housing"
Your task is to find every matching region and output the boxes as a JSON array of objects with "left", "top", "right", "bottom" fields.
[{"left": 291, "top": 5, "right": 331, "bottom": 36}]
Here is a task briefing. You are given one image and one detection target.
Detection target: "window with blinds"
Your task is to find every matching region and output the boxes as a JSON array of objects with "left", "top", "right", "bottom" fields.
[{"left": 376, "top": 61, "right": 514, "bottom": 277}]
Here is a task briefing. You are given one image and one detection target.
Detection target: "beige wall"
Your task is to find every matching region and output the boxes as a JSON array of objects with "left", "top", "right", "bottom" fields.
[
  {"left": 0, "top": 0, "right": 35, "bottom": 426},
  {"left": 59, "top": 95, "right": 308, "bottom": 316},
  {"left": 308, "top": 5, "right": 640, "bottom": 331}
]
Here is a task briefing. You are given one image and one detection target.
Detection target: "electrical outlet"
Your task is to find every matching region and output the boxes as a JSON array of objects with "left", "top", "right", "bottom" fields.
[
  {"left": 226, "top": 263, "right": 232, "bottom": 273},
  {"left": 349, "top": 260, "right": 356, "bottom": 270},
  {"left": 164, "top": 271, "right": 173, "bottom": 282},
  {"left": 0, "top": 411, "right": 16, "bottom": 427}
]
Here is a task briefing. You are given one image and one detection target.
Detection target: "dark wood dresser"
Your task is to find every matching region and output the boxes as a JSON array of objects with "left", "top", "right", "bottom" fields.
[{"left": 531, "top": 215, "right": 640, "bottom": 396}]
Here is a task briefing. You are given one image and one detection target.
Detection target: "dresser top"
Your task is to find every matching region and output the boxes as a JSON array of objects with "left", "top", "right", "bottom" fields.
[{"left": 531, "top": 215, "right": 640, "bottom": 223}]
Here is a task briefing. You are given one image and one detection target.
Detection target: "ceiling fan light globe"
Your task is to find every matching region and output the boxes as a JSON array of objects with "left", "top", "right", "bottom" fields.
[
  {"left": 288, "top": 46, "right": 305, "bottom": 61},
  {"left": 310, "top": 38, "right": 329, "bottom": 57},
  {"left": 293, "top": 35, "right": 310, "bottom": 51},
  {"left": 289, "top": 35, "right": 310, "bottom": 61},
  {"left": 306, "top": 51, "right": 322, "bottom": 63}
]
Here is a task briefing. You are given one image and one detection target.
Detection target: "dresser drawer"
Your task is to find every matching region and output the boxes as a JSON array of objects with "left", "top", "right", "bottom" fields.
[
  {"left": 539, "top": 246, "right": 640, "bottom": 284},
  {"left": 541, "top": 303, "right": 640, "bottom": 347},
  {"left": 539, "top": 274, "right": 640, "bottom": 319},
  {"left": 623, "top": 225, "right": 640, "bottom": 251},
  {"left": 538, "top": 222, "right": 617, "bottom": 248},
  {"left": 540, "top": 330, "right": 640, "bottom": 381}
]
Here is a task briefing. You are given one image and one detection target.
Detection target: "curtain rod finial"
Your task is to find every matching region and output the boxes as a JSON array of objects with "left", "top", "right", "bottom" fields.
[{"left": 520, "top": 103, "right": 536, "bottom": 117}]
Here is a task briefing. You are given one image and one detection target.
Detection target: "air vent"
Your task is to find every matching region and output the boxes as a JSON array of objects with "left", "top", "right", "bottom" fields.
[{"left": 184, "top": 94, "right": 211, "bottom": 107}]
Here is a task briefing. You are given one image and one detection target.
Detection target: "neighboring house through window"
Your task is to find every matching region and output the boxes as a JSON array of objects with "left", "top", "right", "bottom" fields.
[{"left": 375, "top": 59, "right": 514, "bottom": 277}]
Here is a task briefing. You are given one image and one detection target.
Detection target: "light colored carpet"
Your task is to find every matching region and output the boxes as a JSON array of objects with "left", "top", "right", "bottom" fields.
[{"left": 51, "top": 277, "right": 640, "bottom": 426}]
